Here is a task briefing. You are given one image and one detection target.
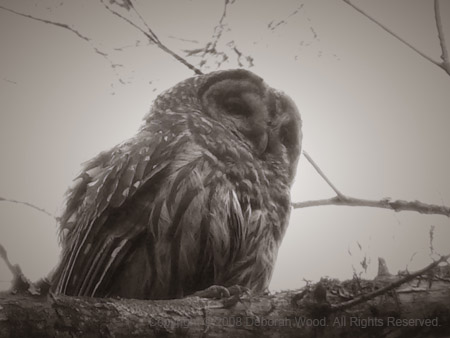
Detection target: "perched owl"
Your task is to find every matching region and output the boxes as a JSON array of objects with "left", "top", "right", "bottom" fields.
[{"left": 51, "top": 69, "right": 302, "bottom": 300}]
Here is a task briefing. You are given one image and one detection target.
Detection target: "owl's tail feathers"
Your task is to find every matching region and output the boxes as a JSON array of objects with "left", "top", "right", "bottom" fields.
[{"left": 51, "top": 224, "right": 147, "bottom": 298}]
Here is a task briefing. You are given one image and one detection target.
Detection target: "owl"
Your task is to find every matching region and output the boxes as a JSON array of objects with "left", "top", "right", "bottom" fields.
[{"left": 51, "top": 69, "right": 302, "bottom": 300}]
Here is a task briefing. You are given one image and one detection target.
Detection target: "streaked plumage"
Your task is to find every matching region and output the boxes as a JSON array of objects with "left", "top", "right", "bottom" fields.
[{"left": 51, "top": 69, "right": 302, "bottom": 299}]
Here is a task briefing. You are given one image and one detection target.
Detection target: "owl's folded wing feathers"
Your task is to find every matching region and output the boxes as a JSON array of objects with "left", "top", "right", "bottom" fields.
[
  {"left": 51, "top": 126, "right": 249, "bottom": 299},
  {"left": 52, "top": 130, "right": 182, "bottom": 296}
]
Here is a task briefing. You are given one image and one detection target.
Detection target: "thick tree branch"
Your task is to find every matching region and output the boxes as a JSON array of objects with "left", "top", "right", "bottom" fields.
[{"left": 1, "top": 266, "right": 449, "bottom": 337}]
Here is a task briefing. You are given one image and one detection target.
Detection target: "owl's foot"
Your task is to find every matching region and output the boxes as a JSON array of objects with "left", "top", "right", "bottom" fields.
[{"left": 192, "top": 284, "right": 250, "bottom": 299}]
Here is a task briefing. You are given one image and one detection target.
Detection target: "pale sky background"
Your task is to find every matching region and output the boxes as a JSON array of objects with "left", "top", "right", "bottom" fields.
[{"left": 0, "top": 0, "right": 449, "bottom": 292}]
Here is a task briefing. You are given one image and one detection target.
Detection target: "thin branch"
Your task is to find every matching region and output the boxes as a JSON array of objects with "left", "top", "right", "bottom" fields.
[
  {"left": 0, "top": 4, "right": 126, "bottom": 87},
  {"left": 205, "top": 0, "right": 231, "bottom": 55},
  {"left": 0, "top": 5, "right": 91, "bottom": 42},
  {"left": 341, "top": 0, "right": 448, "bottom": 74},
  {"left": 268, "top": 3, "right": 304, "bottom": 31},
  {"left": 302, "top": 150, "right": 345, "bottom": 198},
  {"left": 332, "top": 254, "right": 450, "bottom": 311},
  {"left": 292, "top": 196, "right": 450, "bottom": 217},
  {"left": 0, "top": 243, "right": 18, "bottom": 278},
  {"left": 434, "top": 0, "right": 450, "bottom": 75},
  {"left": 198, "top": 0, "right": 234, "bottom": 69},
  {"left": 101, "top": 0, "right": 203, "bottom": 75},
  {"left": 294, "top": 151, "right": 450, "bottom": 217},
  {"left": 184, "top": 0, "right": 253, "bottom": 70},
  {"left": 0, "top": 196, "right": 56, "bottom": 219},
  {"left": 127, "top": 1, "right": 161, "bottom": 44},
  {"left": 2, "top": 78, "right": 18, "bottom": 85}
]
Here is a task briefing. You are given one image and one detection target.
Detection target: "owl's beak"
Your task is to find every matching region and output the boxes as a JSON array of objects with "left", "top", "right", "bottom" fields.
[{"left": 256, "top": 131, "right": 269, "bottom": 155}]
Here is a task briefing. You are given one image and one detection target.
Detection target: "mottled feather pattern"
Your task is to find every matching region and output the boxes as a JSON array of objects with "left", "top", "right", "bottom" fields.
[{"left": 51, "top": 69, "right": 302, "bottom": 299}]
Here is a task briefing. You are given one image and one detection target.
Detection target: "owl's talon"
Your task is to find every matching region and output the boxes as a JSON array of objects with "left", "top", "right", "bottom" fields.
[
  {"left": 192, "top": 285, "right": 230, "bottom": 299},
  {"left": 227, "top": 285, "right": 250, "bottom": 296},
  {"left": 192, "top": 285, "right": 251, "bottom": 299}
]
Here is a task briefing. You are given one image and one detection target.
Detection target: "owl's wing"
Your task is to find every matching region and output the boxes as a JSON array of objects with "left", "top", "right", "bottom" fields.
[
  {"left": 52, "top": 123, "right": 249, "bottom": 299},
  {"left": 52, "top": 129, "right": 183, "bottom": 296}
]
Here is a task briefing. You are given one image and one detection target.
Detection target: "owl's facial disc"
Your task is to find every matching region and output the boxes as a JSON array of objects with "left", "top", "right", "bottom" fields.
[
  {"left": 200, "top": 77, "right": 272, "bottom": 156},
  {"left": 198, "top": 69, "right": 301, "bottom": 175}
]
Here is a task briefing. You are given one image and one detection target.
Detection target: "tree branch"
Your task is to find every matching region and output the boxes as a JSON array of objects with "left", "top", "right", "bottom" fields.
[
  {"left": 332, "top": 254, "right": 450, "bottom": 311},
  {"left": 0, "top": 2, "right": 202, "bottom": 78},
  {"left": 0, "top": 196, "right": 55, "bottom": 219},
  {"left": 183, "top": 0, "right": 255, "bottom": 70},
  {"left": 101, "top": 0, "right": 203, "bottom": 75},
  {"left": 341, "top": 0, "right": 450, "bottom": 75},
  {"left": 292, "top": 196, "right": 450, "bottom": 217},
  {"left": 292, "top": 151, "right": 450, "bottom": 217},
  {"left": 1, "top": 266, "right": 449, "bottom": 337},
  {"left": 268, "top": 3, "right": 304, "bottom": 31},
  {"left": 434, "top": 0, "right": 450, "bottom": 75},
  {"left": 302, "top": 151, "right": 345, "bottom": 199},
  {"left": 0, "top": 5, "right": 91, "bottom": 43},
  {"left": 0, "top": 4, "right": 128, "bottom": 86}
]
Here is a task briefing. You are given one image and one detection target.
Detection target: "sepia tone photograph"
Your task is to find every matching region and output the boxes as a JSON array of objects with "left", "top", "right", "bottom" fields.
[{"left": 0, "top": 1, "right": 449, "bottom": 337}]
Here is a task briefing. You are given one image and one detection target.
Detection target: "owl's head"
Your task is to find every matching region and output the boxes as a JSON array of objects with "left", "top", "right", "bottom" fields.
[{"left": 146, "top": 69, "right": 302, "bottom": 184}]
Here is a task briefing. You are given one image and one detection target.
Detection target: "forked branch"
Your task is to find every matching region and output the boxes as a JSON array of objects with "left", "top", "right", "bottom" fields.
[
  {"left": 100, "top": 0, "right": 203, "bottom": 74},
  {"left": 293, "top": 151, "right": 450, "bottom": 218}
]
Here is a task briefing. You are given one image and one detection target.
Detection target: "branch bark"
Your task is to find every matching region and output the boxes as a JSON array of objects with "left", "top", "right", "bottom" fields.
[
  {"left": 1, "top": 269, "right": 449, "bottom": 338},
  {"left": 292, "top": 196, "right": 450, "bottom": 217}
]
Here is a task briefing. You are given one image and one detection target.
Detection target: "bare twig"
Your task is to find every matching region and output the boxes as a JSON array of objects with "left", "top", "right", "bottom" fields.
[
  {"left": 101, "top": 0, "right": 203, "bottom": 75},
  {"left": 0, "top": 4, "right": 126, "bottom": 86},
  {"left": 302, "top": 150, "right": 345, "bottom": 198},
  {"left": 332, "top": 254, "right": 450, "bottom": 311},
  {"left": 198, "top": 0, "right": 236, "bottom": 69},
  {"left": 123, "top": 0, "right": 161, "bottom": 44},
  {"left": 0, "top": 5, "right": 110, "bottom": 60},
  {"left": 294, "top": 151, "right": 450, "bottom": 217},
  {"left": 0, "top": 243, "right": 32, "bottom": 292},
  {"left": 0, "top": 5, "right": 90, "bottom": 42},
  {"left": 434, "top": 0, "right": 450, "bottom": 75},
  {"left": 184, "top": 0, "right": 253, "bottom": 70},
  {"left": 0, "top": 196, "right": 56, "bottom": 219},
  {"left": 268, "top": 3, "right": 304, "bottom": 31},
  {"left": 0, "top": 243, "right": 17, "bottom": 277},
  {"left": 292, "top": 196, "right": 450, "bottom": 217},
  {"left": 2, "top": 78, "right": 18, "bottom": 85},
  {"left": 203, "top": 0, "right": 232, "bottom": 57},
  {"left": 341, "top": 0, "right": 449, "bottom": 75}
]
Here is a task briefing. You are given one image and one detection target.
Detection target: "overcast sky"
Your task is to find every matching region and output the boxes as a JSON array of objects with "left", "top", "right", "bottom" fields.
[{"left": 0, "top": 0, "right": 449, "bottom": 292}]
